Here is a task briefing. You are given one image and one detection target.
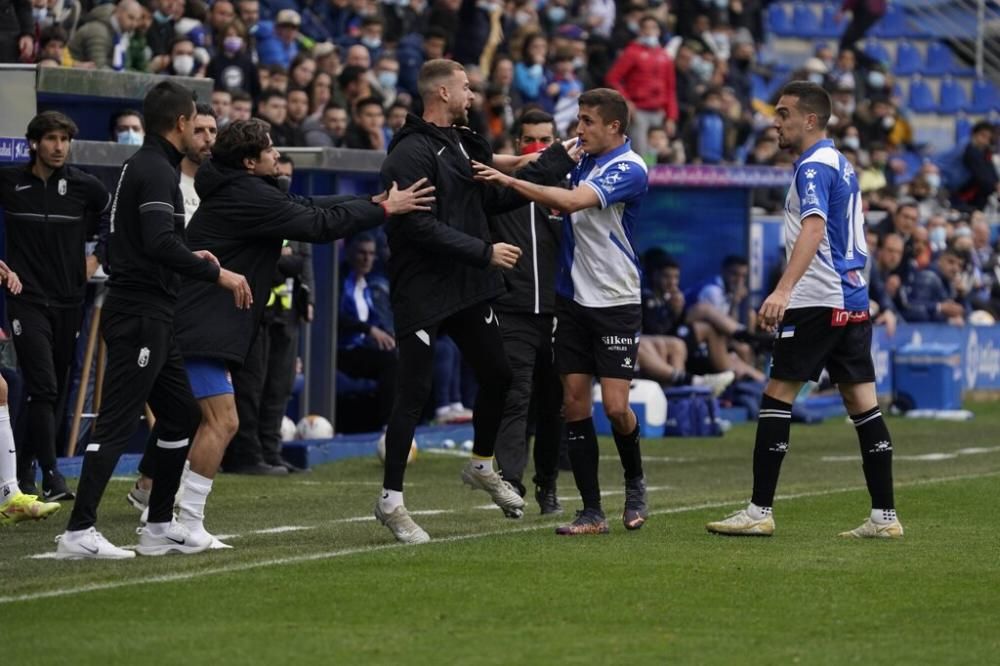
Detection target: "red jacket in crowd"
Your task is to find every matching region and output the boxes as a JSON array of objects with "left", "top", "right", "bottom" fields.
[{"left": 605, "top": 41, "right": 679, "bottom": 121}]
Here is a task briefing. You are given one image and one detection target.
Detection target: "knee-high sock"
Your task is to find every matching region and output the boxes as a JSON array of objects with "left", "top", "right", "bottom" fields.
[
  {"left": 851, "top": 406, "right": 895, "bottom": 510},
  {"left": 566, "top": 417, "right": 601, "bottom": 511},
  {"left": 0, "top": 406, "right": 19, "bottom": 499},
  {"left": 750, "top": 395, "right": 793, "bottom": 508}
]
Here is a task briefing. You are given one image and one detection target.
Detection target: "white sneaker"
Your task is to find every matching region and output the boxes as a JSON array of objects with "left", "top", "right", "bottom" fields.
[
  {"left": 177, "top": 517, "right": 233, "bottom": 550},
  {"left": 706, "top": 508, "right": 775, "bottom": 536},
  {"left": 692, "top": 370, "right": 736, "bottom": 397},
  {"left": 374, "top": 502, "right": 430, "bottom": 544},
  {"left": 136, "top": 519, "right": 212, "bottom": 556},
  {"left": 839, "top": 518, "right": 904, "bottom": 539},
  {"left": 460, "top": 461, "right": 525, "bottom": 518},
  {"left": 54, "top": 527, "right": 136, "bottom": 560}
]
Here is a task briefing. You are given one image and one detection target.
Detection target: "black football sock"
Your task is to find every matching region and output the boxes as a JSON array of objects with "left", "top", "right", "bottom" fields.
[
  {"left": 750, "top": 394, "right": 793, "bottom": 508},
  {"left": 612, "top": 422, "right": 643, "bottom": 482},
  {"left": 566, "top": 417, "right": 602, "bottom": 512},
  {"left": 851, "top": 406, "right": 895, "bottom": 513}
]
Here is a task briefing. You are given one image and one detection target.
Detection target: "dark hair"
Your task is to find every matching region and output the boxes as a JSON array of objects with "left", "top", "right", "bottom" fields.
[
  {"left": 578, "top": 88, "right": 629, "bottom": 134},
  {"left": 323, "top": 101, "right": 346, "bottom": 114},
  {"left": 418, "top": 59, "right": 464, "bottom": 98},
  {"left": 170, "top": 35, "right": 195, "bottom": 52},
  {"left": 338, "top": 64, "right": 367, "bottom": 90},
  {"left": 258, "top": 88, "right": 285, "bottom": 105},
  {"left": 722, "top": 255, "right": 749, "bottom": 269},
  {"left": 520, "top": 32, "right": 546, "bottom": 62},
  {"left": 109, "top": 108, "right": 144, "bottom": 137},
  {"left": 38, "top": 25, "right": 67, "bottom": 48},
  {"left": 349, "top": 232, "right": 376, "bottom": 249},
  {"left": 512, "top": 108, "right": 555, "bottom": 139},
  {"left": 971, "top": 120, "right": 994, "bottom": 136},
  {"left": 424, "top": 26, "right": 448, "bottom": 43},
  {"left": 266, "top": 63, "right": 287, "bottom": 76},
  {"left": 26, "top": 111, "right": 78, "bottom": 160},
  {"left": 778, "top": 80, "right": 832, "bottom": 129},
  {"left": 354, "top": 96, "right": 384, "bottom": 115},
  {"left": 277, "top": 154, "right": 295, "bottom": 166},
  {"left": 388, "top": 100, "right": 410, "bottom": 113},
  {"left": 878, "top": 231, "right": 904, "bottom": 249},
  {"left": 289, "top": 53, "right": 316, "bottom": 78},
  {"left": 896, "top": 201, "right": 918, "bottom": 216},
  {"left": 361, "top": 15, "right": 382, "bottom": 28},
  {"left": 143, "top": 80, "right": 197, "bottom": 136},
  {"left": 286, "top": 87, "right": 309, "bottom": 100},
  {"left": 195, "top": 103, "right": 216, "bottom": 119},
  {"left": 212, "top": 118, "right": 272, "bottom": 169},
  {"left": 231, "top": 90, "right": 252, "bottom": 104}
]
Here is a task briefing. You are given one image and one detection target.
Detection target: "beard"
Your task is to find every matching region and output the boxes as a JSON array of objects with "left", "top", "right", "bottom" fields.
[{"left": 451, "top": 105, "right": 469, "bottom": 127}]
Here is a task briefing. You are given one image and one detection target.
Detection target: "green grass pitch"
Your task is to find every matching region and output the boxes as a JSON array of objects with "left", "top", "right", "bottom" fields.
[{"left": 3, "top": 405, "right": 1000, "bottom": 665}]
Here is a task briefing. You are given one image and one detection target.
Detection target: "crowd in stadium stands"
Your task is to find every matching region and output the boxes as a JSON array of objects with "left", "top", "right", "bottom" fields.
[{"left": 2, "top": 0, "right": 1000, "bottom": 428}]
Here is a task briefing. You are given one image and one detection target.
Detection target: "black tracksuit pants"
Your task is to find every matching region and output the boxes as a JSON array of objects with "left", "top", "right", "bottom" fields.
[
  {"left": 67, "top": 311, "right": 202, "bottom": 529},
  {"left": 382, "top": 302, "right": 512, "bottom": 491},
  {"left": 7, "top": 299, "right": 81, "bottom": 474},
  {"left": 494, "top": 312, "right": 562, "bottom": 492}
]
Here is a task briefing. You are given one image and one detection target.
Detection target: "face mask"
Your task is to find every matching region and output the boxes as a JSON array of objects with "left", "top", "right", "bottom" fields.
[
  {"left": 223, "top": 36, "right": 243, "bottom": 53},
  {"left": 639, "top": 36, "right": 659, "bottom": 48},
  {"left": 547, "top": 7, "right": 566, "bottom": 23},
  {"left": 520, "top": 141, "right": 548, "bottom": 155},
  {"left": 32, "top": 8, "right": 48, "bottom": 22},
  {"left": 930, "top": 227, "right": 947, "bottom": 247},
  {"left": 514, "top": 11, "right": 532, "bottom": 26},
  {"left": 842, "top": 135, "right": 860, "bottom": 151},
  {"left": 361, "top": 36, "right": 382, "bottom": 49},
  {"left": 117, "top": 129, "right": 143, "bottom": 145},
  {"left": 627, "top": 21, "right": 639, "bottom": 33},
  {"left": 881, "top": 115, "right": 896, "bottom": 130},
  {"left": 868, "top": 71, "right": 886, "bottom": 89},
  {"left": 691, "top": 56, "right": 713, "bottom": 81},
  {"left": 572, "top": 56, "right": 585, "bottom": 69},
  {"left": 925, "top": 172, "right": 941, "bottom": 190},
  {"left": 377, "top": 71, "right": 398, "bottom": 91},
  {"left": 807, "top": 72, "right": 824, "bottom": 85},
  {"left": 154, "top": 10, "right": 171, "bottom": 24},
  {"left": 276, "top": 175, "right": 292, "bottom": 193},
  {"left": 172, "top": 54, "right": 196, "bottom": 76},
  {"left": 528, "top": 63, "right": 543, "bottom": 77}
]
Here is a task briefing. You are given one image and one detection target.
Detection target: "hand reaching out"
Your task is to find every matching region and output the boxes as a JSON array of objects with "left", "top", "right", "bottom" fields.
[{"left": 381, "top": 178, "right": 436, "bottom": 215}]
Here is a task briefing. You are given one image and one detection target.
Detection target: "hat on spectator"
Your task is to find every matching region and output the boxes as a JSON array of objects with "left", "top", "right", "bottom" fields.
[
  {"left": 804, "top": 57, "right": 828, "bottom": 74},
  {"left": 313, "top": 41, "right": 339, "bottom": 58},
  {"left": 276, "top": 9, "right": 301, "bottom": 27},
  {"left": 732, "top": 28, "right": 754, "bottom": 47}
]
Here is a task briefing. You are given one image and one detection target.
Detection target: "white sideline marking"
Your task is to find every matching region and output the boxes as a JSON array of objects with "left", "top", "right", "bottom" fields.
[
  {"left": 6, "top": 471, "right": 998, "bottom": 605},
  {"left": 472, "top": 485, "right": 674, "bottom": 510},
  {"left": 600, "top": 455, "right": 696, "bottom": 463},
  {"left": 822, "top": 445, "right": 1000, "bottom": 463}
]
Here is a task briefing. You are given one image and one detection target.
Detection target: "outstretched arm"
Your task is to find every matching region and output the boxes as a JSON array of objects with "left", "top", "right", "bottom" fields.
[{"left": 474, "top": 161, "right": 601, "bottom": 213}]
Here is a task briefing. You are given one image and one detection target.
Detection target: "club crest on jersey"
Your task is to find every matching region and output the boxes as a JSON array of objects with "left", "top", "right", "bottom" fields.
[
  {"left": 599, "top": 171, "right": 622, "bottom": 193},
  {"left": 11, "top": 319, "right": 21, "bottom": 336},
  {"left": 58, "top": 178, "right": 67, "bottom": 195},
  {"left": 804, "top": 168, "right": 816, "bottom": 179},
  {"left": 137, "top": 346, "right": 150, "bottom": 368},
  {"left": 616, "top": 162, "right": 630, "bottom": 172}
]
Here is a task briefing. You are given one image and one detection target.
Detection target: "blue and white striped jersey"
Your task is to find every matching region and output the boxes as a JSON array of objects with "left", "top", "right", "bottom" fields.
[
  {"left": 556, "top": 140, "right": 648, "bottom": 308},
  {"left": 784, "top": 138, "right": 869, "bottom": 311}
]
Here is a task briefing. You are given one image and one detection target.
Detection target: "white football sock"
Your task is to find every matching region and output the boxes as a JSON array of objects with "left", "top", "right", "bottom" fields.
[
  {"left": 379, "top": 488, "right": 403, "bottom": 512},
  {"left": 0, "top": 405, "right": 20, "bottom": 500},
  {"left": 871, "top": 508, "right": 897, "bottom": 524},
  {"left": 178, "top": 470, "right": 213, "bottom": 525},
  {"left": 746, "top": 502, "right": 772, "bottom": 520},
  {"left": 470, "top": 455, "right": 494, "bottom": 476}
]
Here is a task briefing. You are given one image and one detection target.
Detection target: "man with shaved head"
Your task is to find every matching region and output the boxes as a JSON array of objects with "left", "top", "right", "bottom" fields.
[{"left": 68, "top": 0, "right": 144, "bottom": 69}]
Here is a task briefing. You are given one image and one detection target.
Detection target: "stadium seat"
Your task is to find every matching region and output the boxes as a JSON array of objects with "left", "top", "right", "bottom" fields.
[
  {"left": 938, "top": 76, "right": 969, "bottom": 114},
  {"left": 894, "top": 42, "right": 921, "bottom": 76},
  {"left": 969, "top": 78, "right": 999, "bottom": 113},
  {"left": 874, "top": 3, "right": 906, "bottom": 38},
  {"left": 924, "top": 42, "right": 954, "bottom": 76},
  {"left": 955, "top": 114, "right": 972, "bottom": 145},
  {"left": 791, "top": 4, "right": 821, "bottom": 38},
  {"left": 818, "top": 4, "right": 844, "bottom": 38},
  {"left": 908, "top": 76, "right": 938, "bottom": 113},
  {"left": 863, "top": 40, "right": 890, "bottom": 66},
  {"left": 767, "top": 3, "right": 793, "bottom": 36}
]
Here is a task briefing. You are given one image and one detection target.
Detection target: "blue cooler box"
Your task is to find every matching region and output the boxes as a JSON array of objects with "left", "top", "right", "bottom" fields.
[{"left": 893, "top": 343, "right": 962, "bottom": 410}]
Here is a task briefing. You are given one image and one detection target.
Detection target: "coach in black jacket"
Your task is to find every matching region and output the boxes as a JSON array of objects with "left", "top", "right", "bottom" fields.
[
  {"left": 488, "top": 110, "right": 564, "bottom": 513},
  {"left": 373, "top": 59, "right": 577, "bottom": 543},
  {"left": 167, "top": 118, "right": 433, "bottom": 546}
]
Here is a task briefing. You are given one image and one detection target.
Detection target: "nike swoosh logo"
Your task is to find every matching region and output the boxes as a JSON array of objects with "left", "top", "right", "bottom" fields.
[
  {"left": 437, "top": 146, "right": 446, "bottom": 155},
  {"left": 166, "top": 536, "right": 186, "bottom": 545},
  {"left": 80, "top": 543, "right": 99, "bottom": 554},
  {"left": 484, "top": 308, "right": 495, "bottom": 325},
  {"left": 15, "top": 184, "right": 30, "bottom": 191}
]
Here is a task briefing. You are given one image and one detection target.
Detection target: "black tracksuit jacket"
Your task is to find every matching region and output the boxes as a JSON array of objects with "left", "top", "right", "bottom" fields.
[
  {"left": 103, "top": 134, "right": 221, "bottom": 320},
  {"left": 0, "top": 163, "right": 110, "bottom": 308},
  {"left": 488, "top": 201, "right": 560, "bottom": 315},
  {"left": 173, "top": 159, "right": 386, "bottom": 366},
  {"left": 379, "top": 113, "right": 576, "bottom": 337}
]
